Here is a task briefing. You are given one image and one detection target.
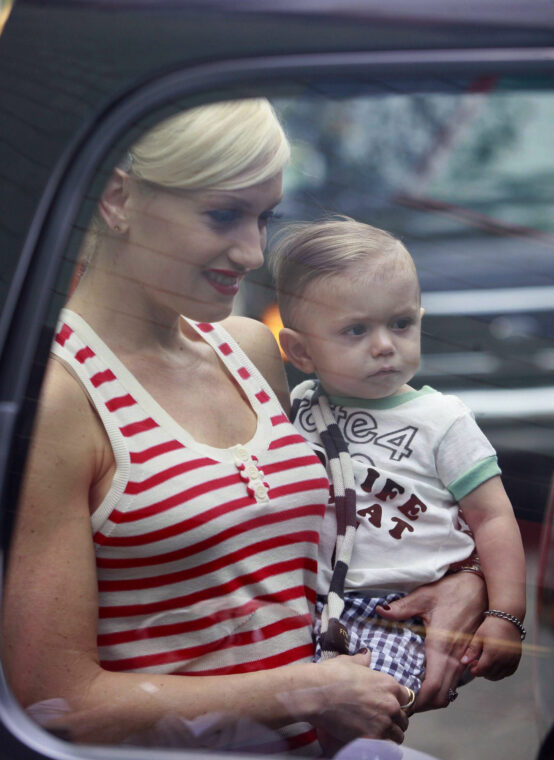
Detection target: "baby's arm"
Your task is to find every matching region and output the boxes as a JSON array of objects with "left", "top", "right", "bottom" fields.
[{"left": 459, "top": 475, "right": 526, "bottom": 680}]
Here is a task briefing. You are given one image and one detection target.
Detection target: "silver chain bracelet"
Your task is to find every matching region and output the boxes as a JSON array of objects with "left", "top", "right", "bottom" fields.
[{"left": 483, "top": 609, "right": 526, "bottom": 641}]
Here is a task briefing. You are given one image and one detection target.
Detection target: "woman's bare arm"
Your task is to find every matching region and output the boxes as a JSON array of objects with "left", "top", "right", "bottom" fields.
[{"left": 2, "top": 359, "right": 407, "bottom": 746}]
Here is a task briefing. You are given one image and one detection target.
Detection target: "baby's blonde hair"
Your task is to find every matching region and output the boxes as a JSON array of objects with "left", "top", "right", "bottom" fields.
[{"left": 269, "top": 216, "right": 418, "bottom": 328}]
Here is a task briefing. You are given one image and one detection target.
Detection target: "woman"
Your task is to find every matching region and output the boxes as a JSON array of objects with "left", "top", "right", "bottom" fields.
[{"left": 2, "top": 99, "right": 485, "bottom": 754}]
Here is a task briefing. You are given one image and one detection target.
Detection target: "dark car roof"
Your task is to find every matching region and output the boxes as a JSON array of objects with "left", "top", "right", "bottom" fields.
[
  {"left": 36, "top": 0, "right": 554, "bottom": 26},
  {"left": 2, "top": 0, "right": 553, "bottom": 262}
]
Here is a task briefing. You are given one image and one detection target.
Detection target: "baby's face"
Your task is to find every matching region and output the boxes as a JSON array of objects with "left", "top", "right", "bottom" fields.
[{"left": 295, "top": 264, "right": 423, "bottom": 399}]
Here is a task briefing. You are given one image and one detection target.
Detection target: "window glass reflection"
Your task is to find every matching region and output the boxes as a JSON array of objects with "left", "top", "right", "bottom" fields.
[{"left": 2, "top": 82, "right": 552, "bottom": 759}]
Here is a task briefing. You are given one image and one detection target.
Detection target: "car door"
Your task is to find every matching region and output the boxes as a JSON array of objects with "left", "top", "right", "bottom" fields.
[{"left": 0, "top": 2, "right": 553, "bottom": 759}]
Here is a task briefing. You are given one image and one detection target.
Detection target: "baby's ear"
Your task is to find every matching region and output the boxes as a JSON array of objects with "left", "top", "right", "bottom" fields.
[{"left": 279, "top": 328, "right": 315, "bottom": 374}]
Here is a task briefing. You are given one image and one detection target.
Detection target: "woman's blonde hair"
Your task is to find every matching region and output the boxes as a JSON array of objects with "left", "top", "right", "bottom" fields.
[
  {"left": 127, "top": 98, "right": 290, "bottom": 190},
  {"left": 80, "top": 98, "right": 289, "bottom": 267}
]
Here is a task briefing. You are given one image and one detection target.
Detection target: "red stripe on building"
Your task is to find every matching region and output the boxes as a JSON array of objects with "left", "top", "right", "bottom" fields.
[
  {"left": 55, "top": 323, "right": 73, "bottom": 346},
  {"left": 130, "top": 440, "right": 185, "bottom": 464},
  {"left": 98, "top": 531, "right": 318, "bottom": 592},
  {"left": 90, "top": 369, "right": 116, "bottom": 387},
  {"left": 75, "top": 346, "right": 95, "bottom": 364},
  {"left": 119, "top": 418, "right": 159, "bottom": 437},
  {"left": 124, "top": 457, "right": 217, "bottom": 494},
  {"left": 96, "top": 504, "right": 324, "bottom": 568},
  {"left": 106, "top": 393, "right": 136, "bottom": 412},
  {"left": 100, "top": 614, "right": 311, "bottom": 671},
  {"left": 98, "top": 557, "right": 317, "bottom": 618}
]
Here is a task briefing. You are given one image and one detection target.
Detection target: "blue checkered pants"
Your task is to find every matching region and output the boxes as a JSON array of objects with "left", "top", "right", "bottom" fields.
[{"left": 314, "top": 592, "right": 426, "bottom": 693}]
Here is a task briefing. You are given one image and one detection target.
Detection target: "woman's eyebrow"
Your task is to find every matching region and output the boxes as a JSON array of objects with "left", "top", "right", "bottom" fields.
[
  {"left": 202, "top": 192, "right": 283, "bottom": 210},
  {"left": 202, "top": 193, "right": 249, "bottom": 208}
]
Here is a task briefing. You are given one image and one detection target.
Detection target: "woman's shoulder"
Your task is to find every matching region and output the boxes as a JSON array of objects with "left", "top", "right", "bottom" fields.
[
  {"left": 42, "top": 355, "right": 93, "bottom": 415},
  {"left": 220, "top": 316, "right": 290, "bottom": 413},
  {"left": 221, "top": 315, "right": 275, "bottom": 350},
  {"left": 36, "top": 356, "right": 111, "bottom": 468}
]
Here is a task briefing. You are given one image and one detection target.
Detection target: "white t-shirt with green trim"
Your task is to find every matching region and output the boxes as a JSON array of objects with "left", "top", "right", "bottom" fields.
[{"left": 292, "top": 385, "right": 500, "bottom": 594}]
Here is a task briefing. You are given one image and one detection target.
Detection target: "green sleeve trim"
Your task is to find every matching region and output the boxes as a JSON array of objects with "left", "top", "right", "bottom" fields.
[
  {"left": 448, "top": 455, "right": 501, "bottom": 501},
  {"left": 325, "top": 385, "right": 436, "bottom": 409}
]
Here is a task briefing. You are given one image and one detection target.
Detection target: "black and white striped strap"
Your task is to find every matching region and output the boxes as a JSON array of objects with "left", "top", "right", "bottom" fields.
[{"left": 292, "top": 380, "right": 357, "bottom": 659}]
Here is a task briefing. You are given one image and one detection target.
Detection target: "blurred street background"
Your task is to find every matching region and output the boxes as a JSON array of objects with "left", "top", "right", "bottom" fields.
[
  {"left": 239, "top": 84, "right": 554, "bottom": 759},
  {"left": 406, "top": 519, "right": 545, "bottom": 760}
]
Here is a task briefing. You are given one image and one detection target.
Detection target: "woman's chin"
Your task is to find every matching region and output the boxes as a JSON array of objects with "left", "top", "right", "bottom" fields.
[{"left": 179, "top": 300, "right": 235, "bottom": 325}]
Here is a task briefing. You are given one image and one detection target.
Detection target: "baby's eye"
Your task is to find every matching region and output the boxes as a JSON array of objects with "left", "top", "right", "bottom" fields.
[
  {"left": 206, "top": 209, "right": 241, "bottom": 226},
  {"left": 344, "top": 323, "right": 366, "bottom": 336},
  {"left": 393, "top": 317, "right": 414, "bottom": 331}
]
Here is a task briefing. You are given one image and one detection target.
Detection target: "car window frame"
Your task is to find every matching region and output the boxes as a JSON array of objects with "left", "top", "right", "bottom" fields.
[{"left": 1, "top": 46, "right": 553, "bottom": 760}]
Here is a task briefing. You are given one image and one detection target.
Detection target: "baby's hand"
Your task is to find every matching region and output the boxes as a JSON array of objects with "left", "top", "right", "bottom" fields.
[{"left": 461, "top": 616, "right": 522, "bottom": 680}]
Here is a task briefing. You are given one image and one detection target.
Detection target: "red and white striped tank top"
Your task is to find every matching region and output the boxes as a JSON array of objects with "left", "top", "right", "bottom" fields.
[{"left": 52, "top": 309, "right": 328, "bottom": 753}]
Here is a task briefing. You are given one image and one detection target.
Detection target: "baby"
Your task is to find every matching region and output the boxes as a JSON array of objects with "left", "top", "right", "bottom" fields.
[{"left": 270, "top": 216, "right": 526, "bottom": 698}]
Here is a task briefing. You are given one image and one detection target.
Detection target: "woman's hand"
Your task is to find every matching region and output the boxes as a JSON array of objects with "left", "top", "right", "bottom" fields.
[
  {"left": 281, "top": 651, "right": 409, "bottom": 754},
  {"left": 376, "top": 572, "right": 487, "bottom": 710}
]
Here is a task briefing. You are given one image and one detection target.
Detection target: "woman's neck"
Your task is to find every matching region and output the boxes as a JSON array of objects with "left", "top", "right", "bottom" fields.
[{"left": 67, "top": 264, "right": 190, "bottom": 356}]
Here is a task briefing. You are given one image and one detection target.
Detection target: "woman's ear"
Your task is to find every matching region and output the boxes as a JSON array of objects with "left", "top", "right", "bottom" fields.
[
  {"left": 279, "top": 328, "right": 316, "bottom": 375},
  {"left": 98, "top": 168, "right": 131, "bottom": 234}
]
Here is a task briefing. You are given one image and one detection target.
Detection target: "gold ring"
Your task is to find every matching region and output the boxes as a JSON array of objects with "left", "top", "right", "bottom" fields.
[{"left": 400, "top": 687, "right": 415, "bottom": 710}]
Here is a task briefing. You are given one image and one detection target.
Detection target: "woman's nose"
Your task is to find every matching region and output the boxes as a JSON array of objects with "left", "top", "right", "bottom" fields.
[{"left": 228, "top": 224, "right": 266, "bottom": 271}]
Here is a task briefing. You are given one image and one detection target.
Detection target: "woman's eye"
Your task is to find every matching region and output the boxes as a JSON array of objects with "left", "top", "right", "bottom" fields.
[
  {"left": 260, "top": 211, "right": 283, "bottom": 224},
  {"left": 344, "top": 324, "right": 366, "bottom": 336},
  {"left": 259, "top": 209, "right": 282, "bottom": 228},
  {"left": 206, "top": 209, "right": 241, "bottom": 225}
]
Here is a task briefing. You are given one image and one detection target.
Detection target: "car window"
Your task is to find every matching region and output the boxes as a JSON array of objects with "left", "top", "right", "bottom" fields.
[{"left": 1, "top": 73, "right": 552, "bottom": 760}]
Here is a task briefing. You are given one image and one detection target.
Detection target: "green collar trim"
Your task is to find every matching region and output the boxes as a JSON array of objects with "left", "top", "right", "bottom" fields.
[{"left": 325, "top": 385, "right": 436, "bottom": 409}]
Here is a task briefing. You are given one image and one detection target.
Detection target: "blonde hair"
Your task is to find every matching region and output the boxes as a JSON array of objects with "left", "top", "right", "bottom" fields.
[
  {"left": 269, "top": 216, "right": 418, "bottom": 327},
  {"left": 127, "top": 98, "right": 290, "bottom": 190},
  {"left": 80, "top": 98, "right": 289, "bottom": 267}
]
